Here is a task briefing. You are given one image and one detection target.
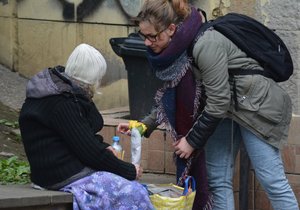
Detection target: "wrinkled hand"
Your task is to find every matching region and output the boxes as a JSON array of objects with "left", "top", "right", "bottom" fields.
[
  {"left": 106, "top": 146, "right": 118, "bottom": 157},
  {"left": 134, "top": 164, "right": 143, "bottom": 180},
  {"left": 173, "top": 137, "right": 194, "bottom": 159},
  {"left": 117, "top": 122, "right": 131, "bottom": 136}
]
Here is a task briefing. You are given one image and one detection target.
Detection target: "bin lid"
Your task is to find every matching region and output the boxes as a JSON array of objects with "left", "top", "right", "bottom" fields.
[
  {"left": 110, "top": 33, "right": 148, "bottom": 57},
  {"left": 123, "top": 33, "right": 146, "bottom": 50}
]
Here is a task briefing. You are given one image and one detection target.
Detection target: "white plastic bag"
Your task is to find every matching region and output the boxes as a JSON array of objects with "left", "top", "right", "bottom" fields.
[{"left": 131, "top": 127, "right": 142, "bottom": 165}]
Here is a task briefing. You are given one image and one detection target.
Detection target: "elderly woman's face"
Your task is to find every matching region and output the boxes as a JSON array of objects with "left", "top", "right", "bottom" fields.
[{"left": 138, "top": 21, "right": 174, "bottom": 54}]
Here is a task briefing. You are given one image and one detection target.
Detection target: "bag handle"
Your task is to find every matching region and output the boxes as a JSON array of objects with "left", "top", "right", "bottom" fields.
[{"left": 182, "top": 176, "right": 196, "bottom": 195}]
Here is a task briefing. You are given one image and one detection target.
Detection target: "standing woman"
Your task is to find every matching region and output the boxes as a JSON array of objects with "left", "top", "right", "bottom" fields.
[
  {"left": 118, "top": 0, "right": 299, "bottom": 209},
  {"left": 119, "top": 0, "right": 212, "bottom": 209},
  {"left": 19, "top": 43, "right": 154, "bottom": 210}
]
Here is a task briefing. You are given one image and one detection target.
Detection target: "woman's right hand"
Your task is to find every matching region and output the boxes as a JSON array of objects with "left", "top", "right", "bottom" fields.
[
  {"left": 117, "top": 122, "right": 131, "bottom": 136},
  {"left": 134, "top": 164, "right": 143, "bottom": 180}
]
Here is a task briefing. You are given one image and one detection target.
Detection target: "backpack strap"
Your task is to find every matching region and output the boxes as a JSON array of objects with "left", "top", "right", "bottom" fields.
[{"left": 228, "top": 68, "right": 264, "bottom": 76}]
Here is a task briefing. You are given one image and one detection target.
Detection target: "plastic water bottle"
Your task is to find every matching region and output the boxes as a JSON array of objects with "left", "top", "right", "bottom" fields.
[{"left": 112, "top": 136, "right": 123, "bottom": 159}]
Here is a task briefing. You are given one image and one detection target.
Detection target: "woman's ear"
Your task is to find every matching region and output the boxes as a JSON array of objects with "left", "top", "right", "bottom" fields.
[{"left": 166, "top": 23, "right": 177, "bottom": 36}]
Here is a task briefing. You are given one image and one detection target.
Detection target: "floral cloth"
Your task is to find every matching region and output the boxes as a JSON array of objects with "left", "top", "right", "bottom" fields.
[{"left": 60, "top": 171, "right": 154, "bottom": 210}]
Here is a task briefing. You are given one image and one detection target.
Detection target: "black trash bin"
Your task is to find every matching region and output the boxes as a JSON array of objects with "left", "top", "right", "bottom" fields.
[{"left": 110, "top": 33, "right": 163, "bottom": 120}]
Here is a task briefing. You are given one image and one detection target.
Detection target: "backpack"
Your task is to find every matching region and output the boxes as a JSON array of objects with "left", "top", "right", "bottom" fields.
[{"left": 192, "top": 11, "right": 294, "bottom": 83}]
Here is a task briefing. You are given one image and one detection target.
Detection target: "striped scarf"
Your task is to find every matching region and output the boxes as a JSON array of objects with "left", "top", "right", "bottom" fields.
[{"left": 146, "top": 7, "right": 213, "bottom": 210}]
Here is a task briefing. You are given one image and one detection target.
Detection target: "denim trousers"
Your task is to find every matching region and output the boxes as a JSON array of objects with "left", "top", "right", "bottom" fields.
[{"left": 205, "top": 118, "right": 299, "bottom": 210}]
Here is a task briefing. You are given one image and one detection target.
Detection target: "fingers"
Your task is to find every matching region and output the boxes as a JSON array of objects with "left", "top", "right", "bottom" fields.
[
  {"left": 172, "top": 141, "right": 179, "bottom": 146},
  {"left": 117, "top": 123, "right": 131, "bottom": 136},
  {"left": 134, "top": 164, "right": 143, "bottom": 180},
  {"left": 173, "top": 138, "right": 194, "bottom": 159},
  {"left": 175, "top": 149, "right": 190, "bottom": 159},
  {"left": 116, "top": 123, "right": 126, "bottom": 132}
]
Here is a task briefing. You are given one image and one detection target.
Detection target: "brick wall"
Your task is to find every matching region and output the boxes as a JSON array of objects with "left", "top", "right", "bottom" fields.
[
  {"left": 101, "top": 109, "right": 300, "bottom": 209},
  {"left": 100, "top": 124, "right": 177, "bottom": 175}
]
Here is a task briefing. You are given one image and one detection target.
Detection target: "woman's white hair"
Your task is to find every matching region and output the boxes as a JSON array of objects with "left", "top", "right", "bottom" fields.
[{"left": 65, "top": 43, "right": 107, "bottom": 89}]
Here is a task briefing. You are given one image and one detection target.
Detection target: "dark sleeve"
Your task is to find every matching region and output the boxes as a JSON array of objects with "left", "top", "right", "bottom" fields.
[
  {"left": 51, "top": 99, "right": 136, "bottom": 180},
  {"left": 141, "top": 107, "right": 159, "bottom": 138},
  {"left": 186, "top": 111, "right": 222, "bottom": 149}
]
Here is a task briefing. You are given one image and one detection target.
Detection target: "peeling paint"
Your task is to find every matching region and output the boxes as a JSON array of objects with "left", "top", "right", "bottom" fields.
[
  {"left": 0, "top": 0, "right": 8, "bottom": 5},
  {"left": 57, "top": 0, "right": 143, "bottom": 21},
  {"left": 221, "top": 0, "right": 231, "bottom": 8},
  {"left": 0, "top": 0, "right": 299, "bottom": 114},
  {"left": 261, "top": 11, "right": 270, "bottom": 26},
  {"left": 117, "top": 0, "right": 143, "bottom": 17},
  {"left": 260, "top": 0, "right": 271, "bottom": 26},
  {"left": 260, "top": 0, "right": 270, "bottom": 7}
]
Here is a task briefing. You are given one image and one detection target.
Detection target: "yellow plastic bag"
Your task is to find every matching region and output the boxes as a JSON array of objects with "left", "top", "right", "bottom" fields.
[{"left": 147, "top": 176, "right": 196, "bottom": 210}]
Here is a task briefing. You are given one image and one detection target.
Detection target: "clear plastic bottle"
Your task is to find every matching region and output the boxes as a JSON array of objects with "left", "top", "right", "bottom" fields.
[{"left": 112, "top": 136, "right": 123, "bottom": 159}]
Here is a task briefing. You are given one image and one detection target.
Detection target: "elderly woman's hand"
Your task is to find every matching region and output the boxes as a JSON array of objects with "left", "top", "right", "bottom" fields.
[{"left": 134, "top": 164, "right": 143, "bottom": 180}]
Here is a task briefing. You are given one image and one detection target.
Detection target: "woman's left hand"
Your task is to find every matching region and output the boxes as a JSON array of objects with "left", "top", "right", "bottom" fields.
[{"left": 173, "top": 137, "right": 194, "bottom": 159}]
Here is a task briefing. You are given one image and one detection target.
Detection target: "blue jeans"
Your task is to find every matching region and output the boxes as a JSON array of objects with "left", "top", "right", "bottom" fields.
[{"left": 205, "top": 118, "right": 299, "bottom": 210}]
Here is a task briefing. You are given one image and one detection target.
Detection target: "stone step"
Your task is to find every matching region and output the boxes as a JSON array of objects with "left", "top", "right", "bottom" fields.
[
  {"left": 0, "top": 184, "right": 72, "bottom": 210},
  {"left": 0, "top": 173, "right": 176, "bottom": 210}
]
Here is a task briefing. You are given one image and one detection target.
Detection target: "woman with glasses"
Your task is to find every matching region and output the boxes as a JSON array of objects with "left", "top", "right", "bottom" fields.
[
  {"left": 119, "top": 1, "right": 212, "bottom": 209},
  {"left": 118, "top": 0, "right": 298, "bottom": 209}
]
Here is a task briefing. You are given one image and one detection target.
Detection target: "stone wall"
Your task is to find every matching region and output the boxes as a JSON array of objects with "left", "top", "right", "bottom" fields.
[
  {"left": 0, "top": 0, "right": 299, "bottom": 113},
  {"left": 0, "top": 0, "right": 137, "bottom": 110},
  {"left": 0, "top": 1, "right": 299, "bottom": 208},
  {"left": 101, "top": 109, "right": 300, "bottom": 210}
]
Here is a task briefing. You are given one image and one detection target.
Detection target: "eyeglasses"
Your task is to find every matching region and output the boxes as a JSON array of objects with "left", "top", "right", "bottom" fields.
[{"left": 138, "top": 28, "right": 166, "bottom": 42}]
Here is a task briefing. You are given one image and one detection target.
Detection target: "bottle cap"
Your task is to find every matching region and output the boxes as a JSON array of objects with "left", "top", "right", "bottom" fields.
[{"left": 112, "top": 136, "right": 120, "bottom": 142}]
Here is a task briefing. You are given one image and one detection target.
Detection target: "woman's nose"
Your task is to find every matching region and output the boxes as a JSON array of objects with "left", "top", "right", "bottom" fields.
[{"left": 144, "top": 39, "right": 153, "bottom": 46}]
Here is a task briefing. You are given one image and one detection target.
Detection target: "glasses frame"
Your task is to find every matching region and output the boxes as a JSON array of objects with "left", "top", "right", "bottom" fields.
[{"left": 138, "top": 27, "right": 166, "bottom": 42}]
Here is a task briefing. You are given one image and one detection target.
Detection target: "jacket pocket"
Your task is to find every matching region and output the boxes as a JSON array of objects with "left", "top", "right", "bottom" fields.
[
  {"left": 235, "top": 76, "right": 283, "bottom": 124},
  {"left": 256, "top": 78, "right": 286, "bottom": 124}
]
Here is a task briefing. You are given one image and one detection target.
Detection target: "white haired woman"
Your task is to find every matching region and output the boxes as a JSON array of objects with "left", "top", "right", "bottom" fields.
[{"left": 19, "top": 43, "right": 154, "bottom": 210}]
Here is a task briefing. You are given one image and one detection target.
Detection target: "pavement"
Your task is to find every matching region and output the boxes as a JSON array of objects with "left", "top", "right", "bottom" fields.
[{"left": 0, "top": 64, "right": 28, "bottom": 111}]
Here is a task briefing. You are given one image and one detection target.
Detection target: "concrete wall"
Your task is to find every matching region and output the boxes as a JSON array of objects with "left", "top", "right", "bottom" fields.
[
  {"left": 102, "top": 111, "right": 300, "bottom": 210},
  {"left": 0, "top": 0, "right": 298, "bottom": 113},
  {"left": 0, "top": 0, "right": 138, "bottom": 110},
  {"left": 0, "top": 0, "right": 299, "bottom": 209},
  {"left": 0, "top": 0, "right": 299, "bottom": 150}
]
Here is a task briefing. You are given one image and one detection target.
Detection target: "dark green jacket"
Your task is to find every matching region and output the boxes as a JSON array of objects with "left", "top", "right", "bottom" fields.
[{"left": 143, "top": 30, "right": 292, "bottom": 149}]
